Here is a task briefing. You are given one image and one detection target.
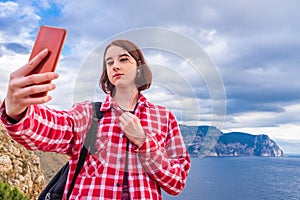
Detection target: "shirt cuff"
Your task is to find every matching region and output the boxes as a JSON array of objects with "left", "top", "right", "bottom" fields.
[{"left": 0, "top": 101, "right": 29, "bottom": 127}]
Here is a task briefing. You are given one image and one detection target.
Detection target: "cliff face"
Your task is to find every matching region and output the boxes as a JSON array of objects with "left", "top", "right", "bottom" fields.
[
  {"left": 0, "top": 126, "right": 45, "bottom": 199},
  {"left": 182, "top": 125, "right": 284, "bottom": 157},
  {"left": 215, "top": 132, "right": 283, "bottom": 156}
]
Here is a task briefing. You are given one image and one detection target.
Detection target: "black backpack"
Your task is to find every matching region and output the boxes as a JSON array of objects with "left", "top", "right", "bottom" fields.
[{"left": 38, "top": 102, "right": 103, "bottom": 200}]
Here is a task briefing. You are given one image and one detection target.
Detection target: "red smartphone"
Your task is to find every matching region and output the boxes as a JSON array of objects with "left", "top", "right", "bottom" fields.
[{"left": 28, "top": 25, "right": 67, "bottom": 98}]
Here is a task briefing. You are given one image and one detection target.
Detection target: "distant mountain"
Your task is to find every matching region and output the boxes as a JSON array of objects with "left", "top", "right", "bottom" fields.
[{"left": 180, "top": 125, "right": 283, "bottom": 157}]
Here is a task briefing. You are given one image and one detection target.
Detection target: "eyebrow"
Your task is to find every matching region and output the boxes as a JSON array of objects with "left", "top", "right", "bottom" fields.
[{"left": 105, "top": 53, "right": 130, "bottom": 62}]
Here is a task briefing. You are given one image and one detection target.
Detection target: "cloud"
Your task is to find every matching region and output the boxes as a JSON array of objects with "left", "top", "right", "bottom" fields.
[
  {"left": 1, "top": 42, "right": 30, "bottom": 54},
  {"left": 0, "top": 1, "right": 40, "bottom": 101},
  {"left": 0, "top": 53, "right": 29, "bottom": 101},
  {"left": 1, "top": 0, "right": 300, "bottom": 152},
  {"left": 0, "top": 1, "right": 40, "bottom": 41},
  {"left": 224, "top": 103, "right": 300, "bottom": 130}
]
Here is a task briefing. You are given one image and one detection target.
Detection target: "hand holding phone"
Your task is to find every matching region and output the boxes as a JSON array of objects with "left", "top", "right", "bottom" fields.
[
  {"left": 5, "top": 49, "right": 58, "bottom": 121},
  {"left": 4, "top": 26, "right": 66, "bottom": 120},
  {"left": 28, "top": 25, "right": 67, "bottom": 97}
]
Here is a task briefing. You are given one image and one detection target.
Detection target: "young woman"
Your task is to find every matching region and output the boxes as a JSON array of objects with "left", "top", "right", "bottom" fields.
[{"left": 0, "top": 39, "right": 190, "bottom": 199}]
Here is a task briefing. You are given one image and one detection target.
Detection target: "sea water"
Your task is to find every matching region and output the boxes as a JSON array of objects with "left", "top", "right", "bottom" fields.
[{"left": 163, "top": 156, "right": 300, "bottom": 200}]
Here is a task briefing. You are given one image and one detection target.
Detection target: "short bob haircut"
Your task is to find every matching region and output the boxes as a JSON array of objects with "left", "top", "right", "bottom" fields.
[{"left": 100, "top": 39, "right": 152, "bottom": 94}]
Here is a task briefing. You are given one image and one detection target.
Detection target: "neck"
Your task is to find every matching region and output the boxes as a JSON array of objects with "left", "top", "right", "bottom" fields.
[{"left": 113, "top": 87, "right": 139, "bottom": 111}]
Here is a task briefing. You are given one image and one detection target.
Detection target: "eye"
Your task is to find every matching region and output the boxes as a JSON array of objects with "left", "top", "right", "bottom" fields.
[
  {"left": 120, "top": 57, "right": 129, "bottom": 62},
  {"left": 106, "top": 61, "right": 114, "bottom": 67}
]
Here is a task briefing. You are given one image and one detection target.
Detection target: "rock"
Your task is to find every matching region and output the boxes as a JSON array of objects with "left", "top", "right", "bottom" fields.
[
  {"left": 0, "top": 125, "right": 45, "bottom": 199},
  {"left": 0, "top": 155, "right": 12, "bottom": 173},
  {"left": 182, "top": 125, "right": 284, "bottom": 157}
]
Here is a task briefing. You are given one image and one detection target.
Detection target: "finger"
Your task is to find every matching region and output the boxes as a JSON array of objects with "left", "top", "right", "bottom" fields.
[
  {"left": 14, "top": 48, "right": 49, "bottom": 76},
  {"left": 118, "top": 115, "right": 127, "bottom": 125},
  {"left": 22, "top": 95, "right": 53, "bottom": 105},
  {"left": 119, "top": 112, "right": 133, "bottom": 123},
  {"left": 125, "top": 112, "right": 139, "bottom": 123},
  {"left": 121, "top": 112, "right": 135, "bottom": 118},
  {"left": 10, "top": 72, "right": 58, "bottom": 88},
  {"left": 17, "top": 83, "right": 56, "bottom": 97},
  {"left": 119, "top": 112, "right": 126, "bottom": 119},
  {"left": 24, "top": 72, "right": 59, "bottom": 86}
]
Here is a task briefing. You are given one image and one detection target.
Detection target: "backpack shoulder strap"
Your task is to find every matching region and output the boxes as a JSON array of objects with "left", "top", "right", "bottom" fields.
[
  {"left": 93, "top": 102, "right": 104, "bottom": 120},
  {"left": 84, "top": 102, "right": 103, "bottom": 153}
]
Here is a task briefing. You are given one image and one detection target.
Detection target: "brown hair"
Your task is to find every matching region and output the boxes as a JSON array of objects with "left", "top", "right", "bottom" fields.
[{"left": 100, "top": 39, "right": 152, "bottom": 94}]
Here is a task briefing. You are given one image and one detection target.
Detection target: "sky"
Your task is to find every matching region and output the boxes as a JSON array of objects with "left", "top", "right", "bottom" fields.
[{"left": 0, "top": 0, "right": 300, "bottom": 154}]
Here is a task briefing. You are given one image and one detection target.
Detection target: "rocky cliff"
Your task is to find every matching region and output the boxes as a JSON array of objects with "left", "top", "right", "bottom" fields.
[
  {"left": 215, "top": 132, "right": 283, "bottom": 156},
  {"left": 182, "top": 125, "right": 284, "bottom": 157},
  {"left": 0, "top": 125, "right": 45, "bottom": 199}
]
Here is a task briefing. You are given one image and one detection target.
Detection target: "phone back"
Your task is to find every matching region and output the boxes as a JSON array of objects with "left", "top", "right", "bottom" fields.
[
  {"left": 28, "top": 26, "right": 66, "bottom": 97},
  {"left": 29, "top": 26, "right": 67, "bottom": 74}
]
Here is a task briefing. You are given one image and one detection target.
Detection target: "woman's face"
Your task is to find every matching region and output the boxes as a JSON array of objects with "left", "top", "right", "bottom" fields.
[{"left": 105, "top": 45, "right": 138, "bottom": 90}]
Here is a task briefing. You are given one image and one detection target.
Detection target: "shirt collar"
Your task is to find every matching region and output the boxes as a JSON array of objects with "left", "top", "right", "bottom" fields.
[{"left": 100, "top": 92, "right": 151, "bottom": 112}]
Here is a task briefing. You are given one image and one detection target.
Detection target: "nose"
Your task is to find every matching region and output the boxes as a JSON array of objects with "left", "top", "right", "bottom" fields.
[{"left": 112, "top": 61, "right": 120, "bottom": 71}]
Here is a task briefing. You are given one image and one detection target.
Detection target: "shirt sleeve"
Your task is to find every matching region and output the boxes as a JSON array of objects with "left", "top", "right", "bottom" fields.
[
  {"left": 136, "top": 110, "right": 191, "bottom": 196},
  {"left": 0, "top": 101, "right": 93, "bottom": 156}
]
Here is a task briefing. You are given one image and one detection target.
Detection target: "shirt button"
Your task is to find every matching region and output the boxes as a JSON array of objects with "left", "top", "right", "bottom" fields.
[
  {"left": 122, "top": 134, "right": 126, "bottom": 138},
  {"left": 119, "top": 158, "right": 123, "bottom": 162},
  {"left": 116, "top": 182, "right": 121, "bottom": 187}
]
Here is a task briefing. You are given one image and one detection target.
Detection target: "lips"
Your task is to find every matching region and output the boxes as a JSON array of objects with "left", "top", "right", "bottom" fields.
[{"left": 113, "top": 73, "right": 124, "bottom": 78}]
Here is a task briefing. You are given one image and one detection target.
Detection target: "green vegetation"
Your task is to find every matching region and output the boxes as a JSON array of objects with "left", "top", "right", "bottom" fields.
[{"left": 0, "top": 181, "right": 29, "bottom": 200}]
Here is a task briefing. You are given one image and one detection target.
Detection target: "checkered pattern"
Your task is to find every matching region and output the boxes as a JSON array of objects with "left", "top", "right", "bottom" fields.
[{"left": 0, "top": 94, "right": 190, "bottom": 200}]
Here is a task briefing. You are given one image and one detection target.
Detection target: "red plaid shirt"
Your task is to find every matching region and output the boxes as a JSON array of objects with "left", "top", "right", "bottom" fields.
[{"left": 0, "top": 93, "right": 190, "bottom": 200}]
